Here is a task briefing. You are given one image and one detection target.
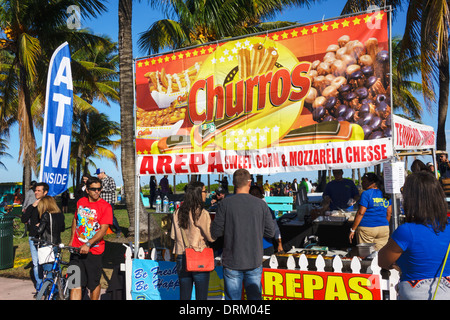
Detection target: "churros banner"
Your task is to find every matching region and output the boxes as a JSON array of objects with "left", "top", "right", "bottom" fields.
[{"left": 135, "top": 11, "right": 393, "bottom": 175}]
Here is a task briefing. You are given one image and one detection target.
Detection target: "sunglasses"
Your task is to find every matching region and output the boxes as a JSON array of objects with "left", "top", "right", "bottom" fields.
[{"left": 88, "top": 187, "right": 102, "bottom": 192}]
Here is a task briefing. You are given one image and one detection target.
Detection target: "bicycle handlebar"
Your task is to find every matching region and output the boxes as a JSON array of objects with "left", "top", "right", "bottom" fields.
[{"left": 30, "top": 237, "right": 80, "bottom": 254}]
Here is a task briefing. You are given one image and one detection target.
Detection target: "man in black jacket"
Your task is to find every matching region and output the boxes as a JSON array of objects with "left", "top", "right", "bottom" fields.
[
  {"left": 21, "top": 182, "right": 49, "bottom": 293},
  {"left": 211, "top": 169, "right": 275, "bottom": 300}
]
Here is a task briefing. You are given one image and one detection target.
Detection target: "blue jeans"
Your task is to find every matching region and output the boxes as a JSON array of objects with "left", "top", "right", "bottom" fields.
[
  {"left": 223, "top": 266, "right": 263, "bottom": 300},
  {"left": 176, "top": 254, "right": 210, "bottom": 300},
  {"left": 28, "top": 237, "right": 41, "bottom": 290}
]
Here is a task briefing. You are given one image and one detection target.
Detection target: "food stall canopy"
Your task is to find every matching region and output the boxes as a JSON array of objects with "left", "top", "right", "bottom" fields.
[
  {"left": 392, "top": 114, "right": 435, "bottom": 151},
  {"left": 133, "top": 10, "right": 398, "bottom": 176}
]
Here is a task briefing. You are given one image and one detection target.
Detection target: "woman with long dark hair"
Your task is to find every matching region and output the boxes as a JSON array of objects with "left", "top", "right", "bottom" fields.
[
  {"left": 170, "top": 181, "right": 215, "bottom": 300},
  {"left": 349, "top": 172, "right": 392, "bottom": 250},
  {"left": 379, "top": 171, "right": 450, "bottom": 300}
]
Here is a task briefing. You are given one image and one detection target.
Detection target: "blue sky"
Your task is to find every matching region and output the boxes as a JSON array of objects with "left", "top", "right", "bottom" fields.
[{"left": 0, "top": 0, "right": 443, "bottom": 187}]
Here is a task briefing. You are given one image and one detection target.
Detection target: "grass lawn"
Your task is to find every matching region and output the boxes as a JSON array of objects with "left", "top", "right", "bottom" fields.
[{"left": 0, "top": 200, "right": 163, "bottom": 290}]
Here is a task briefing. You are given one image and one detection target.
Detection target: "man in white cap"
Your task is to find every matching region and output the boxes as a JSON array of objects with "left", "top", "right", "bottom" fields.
[{"left": 95, "top": 168, "right": 121, "bottom": 236}]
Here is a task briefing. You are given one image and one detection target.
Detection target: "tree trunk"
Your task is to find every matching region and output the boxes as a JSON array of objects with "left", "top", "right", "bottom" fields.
[
  {"left": 18, "top": 66, "right": 36, "bottom": 190},
  {"left": 436, "top": 32, "right": 449, "bottom": 152},
  {"left": 75, "top": 112, "right": 88, "bottom": 189},
  {"left": 118, "top": 0, "right": 160, "bottom": 240},
  {"left": 118, "top": 0, "right": 135, "bottom": 234}
]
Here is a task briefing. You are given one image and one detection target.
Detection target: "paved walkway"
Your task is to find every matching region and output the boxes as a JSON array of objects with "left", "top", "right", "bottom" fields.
[
  {"left": 0, "top": 277, "right": 109, "bottom": 300},
  {"left": 0, "top": 277, "right": 36, "bottom": 300}
]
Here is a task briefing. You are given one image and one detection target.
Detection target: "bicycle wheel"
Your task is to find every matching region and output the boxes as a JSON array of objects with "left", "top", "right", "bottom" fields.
[
  {"left": 36, "top": 281, "right": 53, "bottom": 300},
  {"left": 57, "top": 275, "right": 69, "bottom": 300},
  {"left": 12, "top": 215, "right": 26, "bottom": 238}
]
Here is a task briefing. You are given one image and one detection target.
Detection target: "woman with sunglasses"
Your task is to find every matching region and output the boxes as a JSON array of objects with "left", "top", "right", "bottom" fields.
[
  {"left": 170, "top": 181, "right": 215, "bottom": 300},
  {"left": 349, "top": 172, "right": 392, "bottom": 251},
  {"left": 379, "top": 171, "right": 450, "bottom": 300}
]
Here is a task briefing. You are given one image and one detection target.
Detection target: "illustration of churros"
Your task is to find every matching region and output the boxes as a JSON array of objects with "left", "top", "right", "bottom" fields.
[
  {"left": 237, "top": 43, "right": 279, "bottom": 80},
  {"left": 256, "top": 47, "right": 279, "bottom": 74},
  {"left": 144, "top": 62, "right": 201, "bottom": 95},
  {"left": 238, "top": 48, "right": 250, "bottom": 80}
]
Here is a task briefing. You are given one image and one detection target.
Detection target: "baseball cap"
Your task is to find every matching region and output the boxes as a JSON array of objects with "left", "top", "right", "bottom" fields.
[
  {"left": 427, "top": 162, "right": 433, "bottom": 167},
  {"left": 216, "top": 187, "right": 226, "bottom": 194},
  {"left": 95, "top": 168, "right": 105, "bottom": 175}
]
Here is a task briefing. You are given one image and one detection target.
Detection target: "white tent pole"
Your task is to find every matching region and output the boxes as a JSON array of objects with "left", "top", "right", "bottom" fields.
[
  {"left": 386, "top": 5, "right": 399, "bottom": 232},
  {"left": 135, "top": 174, "right": 140, "bottom": 258}
]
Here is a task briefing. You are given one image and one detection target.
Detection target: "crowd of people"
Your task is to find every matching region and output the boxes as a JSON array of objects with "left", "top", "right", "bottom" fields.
[
  {"left": 171, "top": 169, "right": 275, "bottom": 300},
  {"left": 166, "top": 158, "right": 450, "bottom": 301},
  {"left": 18, "top": 168, "right": 117, "bottom": 300},
  {"left": 263, "top": 177, "right": 315, "bottom": 197},
  {"left": 9, "top": 151, "right": 450, "bottom": 301},
  {"left": 318, "top": 159, "right": 450, "bottom": 300}
]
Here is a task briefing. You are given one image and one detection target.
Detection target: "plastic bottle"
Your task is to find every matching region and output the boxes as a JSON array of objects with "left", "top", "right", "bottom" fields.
[
  {"left": 155, "top": 195, "right": 162, "bottom": 212},
  {"left": 163, "top": 195, "right": 169, "bottom": 213},
  {"left": 169, "top": 201, "right": 175, "bottom": 213}
]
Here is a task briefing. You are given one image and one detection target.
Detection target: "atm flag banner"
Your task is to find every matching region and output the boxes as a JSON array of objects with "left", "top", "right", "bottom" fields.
[
  {"left": 39, "top": 42, "right": 73, "bottom": 196},
  {"left": 135, "top": 11, "right": 391, "bottom": 175}
]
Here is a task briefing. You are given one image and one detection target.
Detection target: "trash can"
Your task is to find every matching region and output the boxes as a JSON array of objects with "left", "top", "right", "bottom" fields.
[{"left": 0, "top": 216, "right": 14, "bottom": 270}]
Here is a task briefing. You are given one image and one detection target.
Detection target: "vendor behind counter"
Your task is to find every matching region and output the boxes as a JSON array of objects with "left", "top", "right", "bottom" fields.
[
  {"left": 279, "top": 170, "right": 360, "bottom": 251},
  {"left": 321, "top": 169, "right": 360, "bottom": 212}
]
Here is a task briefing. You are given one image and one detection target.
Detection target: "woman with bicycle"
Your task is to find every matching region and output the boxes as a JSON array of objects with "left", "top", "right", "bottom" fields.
[{"left": 36, "top": 196, "right": 65, "bottom": 276}]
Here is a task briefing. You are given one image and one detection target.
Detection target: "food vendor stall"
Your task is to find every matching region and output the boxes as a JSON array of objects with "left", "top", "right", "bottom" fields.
[{"left": 128, "top": 6, "right": 436, "bottom": 300}]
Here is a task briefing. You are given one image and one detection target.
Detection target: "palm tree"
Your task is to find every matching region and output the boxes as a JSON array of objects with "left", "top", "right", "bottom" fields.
[
  {"left": 0, "top": 50, "right": 17, "bottom": 133},
  {"left": 0, "top": 136, "right": 11, "bottom": 169},
  {"left": 71, "top": 112, "right": 121, "bottom": 174},
  {"left": 391, "top": 36, "right": 433, "bottom": 121},
  {"left": 71, "top": 35, "right": 119, "bottom": 186},
  {"left": 119, "top": 0, "right": 145, "bottom": 238},
  {"left": 138, "top": 0, "right": 315, "bottom": 54},
  {"left": 398, "top": 0, "right": 449, "bottom": 151},
  {"left": 0, "top": 0, "right": 107, "bottom": 190}
]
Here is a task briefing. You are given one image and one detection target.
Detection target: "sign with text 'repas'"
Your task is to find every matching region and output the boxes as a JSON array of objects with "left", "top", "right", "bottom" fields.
[
  {"left": 39, "top": 42, "right": 73, "bottom": 196},
  {"left": 135, "top": 10, "right": 393, "bottom": 174},
  {"left": 262, "top": 268, "right": 382, "bottom": 300}
]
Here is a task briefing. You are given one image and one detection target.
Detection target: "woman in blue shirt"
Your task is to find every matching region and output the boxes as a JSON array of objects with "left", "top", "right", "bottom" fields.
[
  {"left": 379, "top": 171, "right": 450, "bottom": 300},
  {"left": 349, "top": 173, "right": 392, "bottom": 251}
]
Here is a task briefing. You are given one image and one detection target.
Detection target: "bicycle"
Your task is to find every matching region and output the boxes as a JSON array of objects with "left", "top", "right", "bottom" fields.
[{"left": 31, "top": 238, "right": 80, "bottom": 300}]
